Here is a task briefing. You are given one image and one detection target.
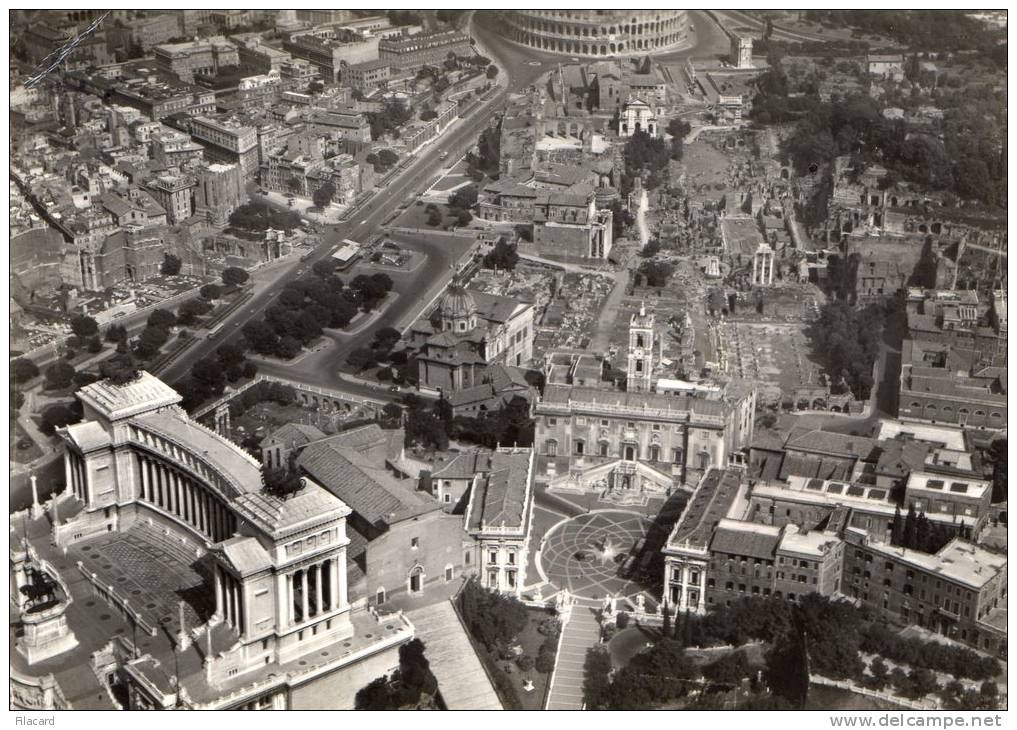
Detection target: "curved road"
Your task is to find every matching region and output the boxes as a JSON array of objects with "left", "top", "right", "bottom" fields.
[{"left": 162, "top": 9, "right": 734, "bottom": 401}]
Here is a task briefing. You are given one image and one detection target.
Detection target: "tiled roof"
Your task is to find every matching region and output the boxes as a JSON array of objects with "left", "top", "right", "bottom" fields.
[
  {"left": 431, "top": 451, "right": 493, "bottom": 480},
  {"left": 785, "top": 430, "right": 879, "bottom": 460},
  {"left": 710, "top": 519, "right": 781, "bottom": 560},
  {"left": 297, "top": 441, "right": 436, "bottom": 525},
  {"left": 467, "top": 450, "right": 532, "bottom": 532},
  {"left": 260, "top": 422, "right": 326, "bottom": 449},
  {"left": 668, "top": 468, "right": 743, "bottom": 548}
]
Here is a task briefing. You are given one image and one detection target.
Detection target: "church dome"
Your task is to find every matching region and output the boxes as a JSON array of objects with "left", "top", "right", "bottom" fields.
[
  {"left": 438, "top": 285, "right": 478, "bottom": 333},
  {"left": 439, "top": 286, "right": 477, "bottom": 320}
]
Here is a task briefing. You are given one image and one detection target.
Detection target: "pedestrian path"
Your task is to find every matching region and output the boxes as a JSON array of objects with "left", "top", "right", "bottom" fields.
[
  {"left": 406, "top": 601, "right": 503, "bottom": 710},
  {"left": 545, "top": 604, "right": 601, "bottom": 710}
]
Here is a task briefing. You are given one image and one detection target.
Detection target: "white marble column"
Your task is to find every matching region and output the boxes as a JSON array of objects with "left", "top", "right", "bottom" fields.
[
  {"left": 312, "top": 564, "right": 322, "bottom": 616},
  {"left": 332, "top": 558, "right": 344, "bottom": 611},
  {"left": 234, "top": 580, "right": 243, "bottom": 633},
  {"left": 226, "top": 574, "right": 236, "bottom": 626},
  {"left": 64, "top": 454, "right": 74, "bottom": 499},
  {"left": 214, "top": 567, "right": 224, "bottom": 620},
  {"left": 300, "top": 570, "right": 309, "bottom": 624}
]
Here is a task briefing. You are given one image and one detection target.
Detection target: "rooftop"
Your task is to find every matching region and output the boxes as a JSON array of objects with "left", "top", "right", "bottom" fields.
[
  {"left": 76, "top": 371, "right": 181, "bottom": 421},
  {"left": 466, "top": 450, "right": 533, "bottom": 533},
  {"left": 666, "top": 468, "right": 744, "bottom": 550},
  {"left": 864, "top": 538, "right": 1005, "bottom": 590}
]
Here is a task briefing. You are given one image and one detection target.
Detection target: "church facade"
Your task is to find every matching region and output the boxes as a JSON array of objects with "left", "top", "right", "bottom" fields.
[{"left": 410, "top": 285, "right": 535, "bottom": 394}]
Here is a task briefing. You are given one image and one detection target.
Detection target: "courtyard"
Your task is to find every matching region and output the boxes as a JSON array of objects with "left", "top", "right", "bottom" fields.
[{"left": 536, "top": 510, "right": 654, "bottom": 602}]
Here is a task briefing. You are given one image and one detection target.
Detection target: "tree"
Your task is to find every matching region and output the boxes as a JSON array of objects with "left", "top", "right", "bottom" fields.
[
  {"left": 454, "top": 208, "right": 472, "bottom": 227},
  {"left": 12, "top": 358, "right": 39, "bottom": 383},
  {"left": 988, "top": 438, "right": 1007, "bottom": 504},
  {"left": 764, "top": 626, "right": 809, "bottom": 709},
  {"left": 135, "top": 326, "right": 170, "bottom": 358},
  {"left": 39, "top": 403, "right": 77, "bottom": 435},
  {"left": 347, "top": 347, "right": 377, "bottom": 372},
  {"left": 448, "top": 184, "right": 478, "bottom": 210},
  {"left": 105, "top": 324, "right": 128, "bottom": 343},
  {"left": 261, "top": 460, "right": 304, "bottom": 499},
  {"left": 456, "top": 578, "right": 528, "bottom": 652},
  {"left": 200, "top": 283, "right": 222, "bottom": 300},
  {"left": 312, "top": 181, "right": 336, "bottom": 210},
  {"left": 178, "top": 298, "right": 212, "bottom": 326},
  {"left": 147, "top": 308, "right": 176, "bottom": 330},
  {"left": 869, "top": 656, "right": 890, "bottom": 690},
  {"left": 222, "top": 267, "right": 250, "bottom": 287},
  {"left": 903, "top": 504, "right": 918, "bottom": 549},
  {"left": 483, "top": 239, "right": 519, "bottom": 270},
  {"left": 703, "top": 649, "right": 752, "bottom": 685},
  {"left": 891, "top": 505, "right": 904, "bottom": 546},
  {"left": 486, "top": 64, "right": 498, "bottom": 79},
  {"left": 378, "top": 149, "right": 399, "bottom": 168},
  {"left": 312, "top": 259, "right": 337, "bottom": 278},
  {"left": 372, "top": 327, "right": 402, "bottom": 353},
  {"left": 44, "top": 361, "right": 75, "bottom": 390},
  {"left": 161, "top": 253, "right": 182, "bottom": 276},
  {"left": 99, "top": 354, "right": 139, "bottom": 385},
  {"left": 86, "top": 335, "right": 103, "bottom": 354},
  {"left": 583, "top": 647, "right": 613, "bottom": 709},
  {"left": 661, "top": 600, "right": 671, "bottom": 636},
  {"left": 426, "top": 208, "right": 443, "bottom": 227},
  {"left": 287, "top": 176, "right": 302, "bottom": 194},
  {"left": 906, "top": 667, "right": 938, "bottom": 699},
  {"left": 70, "top": 314, "right": 99, "bottom": 339}
]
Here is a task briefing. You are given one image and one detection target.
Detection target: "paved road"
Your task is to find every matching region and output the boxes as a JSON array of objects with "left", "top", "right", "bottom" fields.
[
  {"left": 162, "top": 9, "right": 734, "bottom": 398},
  {"left": 160, "top": 88, "right": 514, "bottom": 394}
]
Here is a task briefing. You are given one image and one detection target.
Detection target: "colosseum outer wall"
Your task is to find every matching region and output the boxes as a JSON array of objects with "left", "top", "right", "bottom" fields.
[{"left": 497, "top": 10, "right": 689, "bottom": 57}]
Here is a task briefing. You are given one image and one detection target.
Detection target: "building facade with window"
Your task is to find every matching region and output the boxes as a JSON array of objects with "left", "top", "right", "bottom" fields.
[
  {"left": 534, "top": 381, "right": 756, "bottom": 490},
  {"left": 464, "top": 449, "right": 535, "bottom": 598},
  {"left": 11, "top": 373, "right": 411, "bottom": 710}
]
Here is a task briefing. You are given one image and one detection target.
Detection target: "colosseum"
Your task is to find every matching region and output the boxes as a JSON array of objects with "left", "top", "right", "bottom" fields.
[{"left": 496, "top": 10, "right": 689, "bottom": 57}]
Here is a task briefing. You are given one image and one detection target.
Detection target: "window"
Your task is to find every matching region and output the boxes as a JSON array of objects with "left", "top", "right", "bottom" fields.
[
  {"left": 376, "top": 587, "right": 386, "bottom": 605},
  {"left": 444, "top": 493, "right": 452, "bottom": 503},
  {"left": 489, "top": 550, "right": 498, "bottom": 564},
  {"left": 444, "top": 566, "right": 454, "bottom": 582},
  {"left": 548, "top": 417, "right": 557, "bottom": 426},
  {"left": 464, "top": 551, "right": 472, "bottom": 565},
  {"left": 601, "top": 419, "right": 609, "bottom": 426},
  {"left": 574, "top": 440, "right": 585, "bottom": 455},
  {"left": 507, "top": 551, "right": 516, "bottom": 565},
  {"left": 411, "top": 537, "right": 419, "bottom": 549},
  {"left": 599, "top": 442, "right": 609, "bottom": 457},
  {"left": 545, "top": 440, "right": 558, "bottom": 457}
]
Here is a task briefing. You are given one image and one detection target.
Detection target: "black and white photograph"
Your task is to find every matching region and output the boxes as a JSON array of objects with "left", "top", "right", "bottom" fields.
[{"left": 8, "top": 6, "right": 1009, "bottom": 716}]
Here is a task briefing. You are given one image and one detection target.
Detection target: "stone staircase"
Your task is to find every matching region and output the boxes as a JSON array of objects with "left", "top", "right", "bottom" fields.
[{"left": 544, "top": 603, "right": 601, "bottom": 710}]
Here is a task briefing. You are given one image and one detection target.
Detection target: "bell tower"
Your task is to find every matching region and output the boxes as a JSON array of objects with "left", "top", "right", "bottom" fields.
[{"left": 627, "top": 302, "right": 654, "bottom": 392}]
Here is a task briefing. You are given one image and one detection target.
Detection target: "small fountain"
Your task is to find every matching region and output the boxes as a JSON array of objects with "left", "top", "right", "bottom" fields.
[{"left": 591, "top": 537, "right": 621, "bottom": 566}]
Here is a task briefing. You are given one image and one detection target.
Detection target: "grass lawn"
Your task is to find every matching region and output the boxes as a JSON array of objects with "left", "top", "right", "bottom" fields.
[{"left": 10, "top": 421, "right": 44, "bottom": 464}]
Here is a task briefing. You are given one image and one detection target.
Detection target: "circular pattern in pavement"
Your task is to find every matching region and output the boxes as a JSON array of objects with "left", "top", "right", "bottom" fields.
[{"left": 539, "top": 511, "right": 653, "bottom": 601}]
